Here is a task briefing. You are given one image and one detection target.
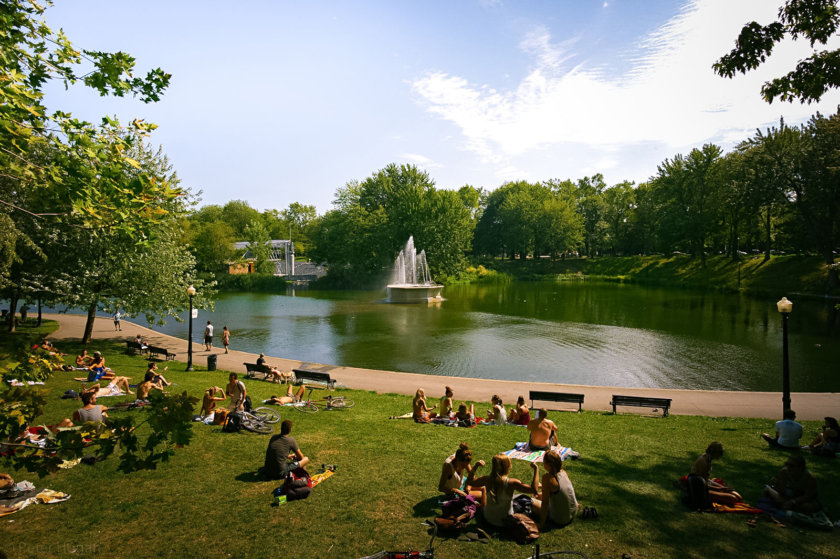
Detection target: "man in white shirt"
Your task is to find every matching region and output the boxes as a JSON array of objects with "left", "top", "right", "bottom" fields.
[
  {"left": 762, "top": 409, "right": 803, "bottom": 449},
  {"left": 204, "top": 320, "right": 214, "bottom": 351}
]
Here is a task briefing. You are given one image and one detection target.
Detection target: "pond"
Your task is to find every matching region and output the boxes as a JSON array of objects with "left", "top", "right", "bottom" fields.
[{"left": 142, "top": 281, "right": 839, "bottom": 392}]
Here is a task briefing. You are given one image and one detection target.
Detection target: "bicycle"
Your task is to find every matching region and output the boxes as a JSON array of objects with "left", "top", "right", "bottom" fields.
[
  {"left": 293, "top": 385, "right": 355, "bottom": 414},
  {"left": 360, "top": 524, "right": 438, "bottom": 559},
  {"left": 231, "top": 407, "right": 281, "bottom": 434}
]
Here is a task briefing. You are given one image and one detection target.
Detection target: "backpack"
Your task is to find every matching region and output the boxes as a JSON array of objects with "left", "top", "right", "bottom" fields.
[
  {"left": 434, "top": 494, "right": 477, "bottom": 532},
  {"left": 223, "top": 411, "right": 242, "bottom": 433},
  {"left": 508, "top": 513, "right": 539, "bottom": 544},
  {"left": 243, "top": 395, "right": 252, "bottom": 413},
  {"left": 275, "top": 467, "right": 313, "bottom": 501},
  {"left": 681, "top": 474, "right": 711, "bottom": 510}
]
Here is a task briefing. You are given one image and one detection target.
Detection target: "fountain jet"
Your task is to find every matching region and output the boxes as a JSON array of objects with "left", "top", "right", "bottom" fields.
[{"left": 387, "top": 236, "right": 443, "bottom": 303}]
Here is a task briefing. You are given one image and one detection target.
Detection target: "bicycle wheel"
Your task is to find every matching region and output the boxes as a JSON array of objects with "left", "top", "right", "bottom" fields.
[
  {"left": 293, "top": 401, "right": 319, "bottom": 414},
  {"left": 327, "top": 397, "right": 354, "bottom": 409},
  {"left": 240, "top": 416, "right": 273, "bottom": 434},
  {"left": 251, "top": 407, "right": 281, "bottom": 423}
]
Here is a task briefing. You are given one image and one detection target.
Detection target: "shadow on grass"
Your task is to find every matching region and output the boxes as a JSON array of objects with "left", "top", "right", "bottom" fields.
[
  {"left": 412, "top": 496, "right": 441, "bottom": 518},
  {"left": 235, "top": 470, "right": 265, "bottom": 483}
]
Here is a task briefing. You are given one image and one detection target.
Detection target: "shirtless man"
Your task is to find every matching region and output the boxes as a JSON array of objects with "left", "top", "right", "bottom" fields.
[
  {"left": 75, "top": 349, "right": 92, "bottom": 369},
  {"left": 146, "top": 362, "right": 170, "bottom": 387},
  {"left": 266, "top": 384, "right": 306, "bottom": 405},
  {"left": 136, "top": 371, "right": 164, "bottom": 401},
  {"left": 528, "top": 409, "right": 558, "bottom": 450},
  {"left": 227, "top": 373, "right": 247, "bottom": 412}
]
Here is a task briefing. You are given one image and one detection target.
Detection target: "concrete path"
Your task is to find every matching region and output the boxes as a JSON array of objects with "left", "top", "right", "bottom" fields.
[{"left": 46, "top": 313, "right": 839, "bottom": 420}]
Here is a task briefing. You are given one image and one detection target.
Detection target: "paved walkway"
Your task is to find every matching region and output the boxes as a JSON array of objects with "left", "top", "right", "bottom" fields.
[{"left": 46, "top": 313, "right": 839, "bottom": 420}]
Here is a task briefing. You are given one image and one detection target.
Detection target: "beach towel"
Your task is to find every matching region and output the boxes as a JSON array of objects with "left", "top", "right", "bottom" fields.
[
  {"left": 503, "top": 442, "right": 580, "bottom": 463},
  {"left": 0, "top": 484, "right": 69, "bottom": 518},
  {"left": 310, "top": 469, "right": 335, "bottom": 487}
]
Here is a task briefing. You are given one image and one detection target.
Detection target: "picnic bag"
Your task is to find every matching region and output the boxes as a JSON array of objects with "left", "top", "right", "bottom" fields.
[
  {"left": 282, "top": 467, "right": 313, "bottom": 501},
  {"left": 508, "top": 513, "right": 539, "bottom": 544},
  {"left": 243, "top": 395, "right": 253, "bottom": 413},
  {"left": 681, "top": 474, "right": 711, "bottom": 510},
  {"left": 222, "top": 411, "right": 242, "bottom": 432},
  {"left": 212, "top": 409, "right": 228, "bottom": 425},
  {"left": 434, "top": 494, "right": 477, "bottom": 531}
]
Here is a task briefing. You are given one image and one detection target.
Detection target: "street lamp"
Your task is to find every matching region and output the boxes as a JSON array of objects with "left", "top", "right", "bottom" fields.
[
  {"left": 776, "top": 296, "right": 793, "bottom": 413},
  {"left": 187, "top": 285, "right": 196, "bottom": 371}
]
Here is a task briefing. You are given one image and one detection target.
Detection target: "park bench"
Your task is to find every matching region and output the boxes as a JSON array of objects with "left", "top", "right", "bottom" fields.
[
  {"left": 293, "top": 368, "right": 335, "bottom": 390},
  {"left": 529, "top": 390, "right": 585, "bottom": 413},
  {"left": 244, "top": 362, "right": 272, "bottom": 381},
  {"left": 147, "top": 345, "right": 176, "bottom": 361},
  {"left": 125, "top": 340, "right": 149, "bottom": 356},
  {"left": 610, "top": 394, "right": 672, "bottom": 417}
]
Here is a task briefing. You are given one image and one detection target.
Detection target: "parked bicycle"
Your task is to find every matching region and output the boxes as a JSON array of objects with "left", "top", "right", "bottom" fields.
[
  {"left": 293, "top": 385, "right": 355, "bottom": 414},
  {"left": 229, "top": 406, "right": 282, "bottom": 434}
]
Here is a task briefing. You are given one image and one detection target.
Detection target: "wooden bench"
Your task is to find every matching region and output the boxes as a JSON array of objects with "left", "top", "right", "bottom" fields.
[
  {"left": 125, "top": 340, "right": 149, "bottom": 356},
  {"left": 529, "top": 390, "right": 585, "bottom": 413},
  {"left": 293, "top": 368, "right": 335, "bottom": 390},
  {"left": 610, "top": 394, "right": 672, "bottom": 417},
  {"left": 147, "top": 345, "right": 176, "bottom": 361}
]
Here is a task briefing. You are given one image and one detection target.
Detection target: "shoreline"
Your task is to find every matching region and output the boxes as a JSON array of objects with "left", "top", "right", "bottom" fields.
[{"left": 44, "top": 313, "right": 839, "bottom": 420}]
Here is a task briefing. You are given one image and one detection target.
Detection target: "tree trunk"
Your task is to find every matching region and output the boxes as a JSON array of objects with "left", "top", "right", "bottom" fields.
[
  {"left": 763, "top": 207, "right": 771, "bottom": 262},
  {"left": 36, "top": 296, "right": 42, "bottom": 327},
  {"left": 82, "top": 302, "right": 97, "bottom": 344},
  {"left": 7, "top": 292, "right": 18, "bottom": 333}
]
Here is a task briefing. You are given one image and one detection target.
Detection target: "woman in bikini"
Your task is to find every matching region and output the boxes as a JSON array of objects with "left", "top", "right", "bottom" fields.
[
  {"left": 439, "top": 386, "right": 454, "bottom": 418},
  {"left": 508, "top": 395, "right": 530, "bottom": 426},
  {"left": 412, "top": 388, "right": 437, "bottom": 423},
  {"left": 438, "top": 442, "right": 487, "bottom": 506}
]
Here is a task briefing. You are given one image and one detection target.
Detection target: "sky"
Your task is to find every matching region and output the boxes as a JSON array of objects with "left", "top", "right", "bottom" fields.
[{"left": 42, "top": 0, "right": 840, "bottom": 215}]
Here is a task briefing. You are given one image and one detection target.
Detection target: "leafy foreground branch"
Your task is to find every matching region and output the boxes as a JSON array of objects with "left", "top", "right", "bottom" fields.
[{"left": 1, "top": 345, "right": 197, "bottom": 477}]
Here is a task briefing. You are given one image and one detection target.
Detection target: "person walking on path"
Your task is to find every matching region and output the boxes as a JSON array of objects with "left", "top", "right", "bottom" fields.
[
  {"left": 204, "top": 320, "right": 214, "bottom": 351},
  {"left": 113, "top": 310, "right": 121, "bottom": 331},
  {"left": 222, "top": 326, "right": 230, "bottom": 354}
]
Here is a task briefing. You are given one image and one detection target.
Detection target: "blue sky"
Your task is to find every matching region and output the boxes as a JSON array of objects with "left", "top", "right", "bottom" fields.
[{"left": 43, "top": 0, "right": 840, "bottom": 214}]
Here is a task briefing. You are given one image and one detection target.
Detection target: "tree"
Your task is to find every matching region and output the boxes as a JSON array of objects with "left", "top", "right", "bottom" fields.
[
  {"left": 192, "top": 220, "right": 236, "bottom": 273},
  {"left": 714, "top": 0, "right": 840, "bottom": 103},
  {"left": 602, "top": 181, "right": 636, "bottom": 256},
  {"left": 220, "top": 200, "right": 262, "bottom": 239},
  {"left": 244, "top": 220, "right": 275, "bottom": 275}
]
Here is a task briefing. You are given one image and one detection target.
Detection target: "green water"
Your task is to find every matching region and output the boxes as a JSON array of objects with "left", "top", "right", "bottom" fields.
[{"left": 148, "top": 281, "right": 840, "bottom": 391}]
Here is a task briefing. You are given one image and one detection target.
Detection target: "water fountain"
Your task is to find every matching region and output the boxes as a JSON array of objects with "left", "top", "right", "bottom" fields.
[{"left": 386, "top": 236, "right": 444, "bottom": 303}]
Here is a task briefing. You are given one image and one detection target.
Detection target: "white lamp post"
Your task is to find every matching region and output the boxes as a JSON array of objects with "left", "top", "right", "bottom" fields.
[{"left": 187, "top": 285, "right": 196, "bottom": 371}]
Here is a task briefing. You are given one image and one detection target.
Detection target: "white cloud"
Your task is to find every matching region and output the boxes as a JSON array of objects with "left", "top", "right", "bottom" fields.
[
  {"left": 399, "top": 153, "right": 443, "bottom": 169},
  {"left": 411, "top": 0, "right": 840, "bottom": 184}
]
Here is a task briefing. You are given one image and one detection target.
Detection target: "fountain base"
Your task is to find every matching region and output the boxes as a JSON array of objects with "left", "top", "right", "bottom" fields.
[{"left": 387, "top": 284, "right": 444, "bottom": 303}]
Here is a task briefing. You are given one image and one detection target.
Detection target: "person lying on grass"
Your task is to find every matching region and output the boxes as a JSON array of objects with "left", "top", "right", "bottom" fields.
[
  {"left": 83, "top": 377, "right": 133, "bottom": 398},
  {"left": 455, "top": 403, "right": 476, "bottom": 427},
  {"left": 470, "top": 454, "right": 538, "bottom": 528},
  {"left": 763, "top": 454, "right": 822, "bottom": 514},
  {"left": 439, "top": 442, "right": 487, "bottom": 507},
  {"left": 73, "top": 391, "right": 109, "bottom": 424},
  {"left": 690, "top": 441, "right": 741, "bottom": 506},
  {"left": 266, "top": 384, "right": 306, "bottom": 405},
  {"left": 527, "top": 409, "right": 557, "bottom": 450},
  {"left": 486, "top": 394, "right": 506, "bottom": 425},
  {"left": 263, "top": 420, "right": 310, "bottom": 480},
  {"left": 508, "top": 396, "right": 530, "bottom": 426},
  {"left": 531, "top": 450, "right": 581, "bottom": 529},
  {"left": 413, "top": 388, "right": 437, "bottom": 423}
]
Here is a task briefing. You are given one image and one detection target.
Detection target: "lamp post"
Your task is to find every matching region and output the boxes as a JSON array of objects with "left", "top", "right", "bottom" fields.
[
  {"left": 187, "top": 285, "right": 196, "bottom": 371},
  {"left": 776, "top": 296, "right": 793, "bottom": 413}
]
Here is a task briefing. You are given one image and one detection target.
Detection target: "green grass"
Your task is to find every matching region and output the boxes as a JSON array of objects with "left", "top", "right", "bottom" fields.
[
  {"left": 479, "top": 254, "right": 838, "bottom": 298},
  {"left": 2, "top": 325, "right": 838, "bottom": 558}
]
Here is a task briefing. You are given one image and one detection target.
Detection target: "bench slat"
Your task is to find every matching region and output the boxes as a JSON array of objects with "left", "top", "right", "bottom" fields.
[{"left": 529, "top": 390, "right": 584, "bottom": 412}]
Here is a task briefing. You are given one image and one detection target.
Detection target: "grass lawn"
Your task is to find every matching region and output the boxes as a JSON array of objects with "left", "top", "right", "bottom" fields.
[{"left": 1, "top": 323, "right": 838, "bottom": 558}]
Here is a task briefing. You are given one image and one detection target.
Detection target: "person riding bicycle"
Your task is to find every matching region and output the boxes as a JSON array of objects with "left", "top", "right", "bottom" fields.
[{"left": 264, "top": 420, "right": 310, "bottom": 480}]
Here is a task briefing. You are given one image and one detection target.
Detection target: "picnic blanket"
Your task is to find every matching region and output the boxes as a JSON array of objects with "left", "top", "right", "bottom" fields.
[
  {"left": 0, "top": 483, "right": 70, "bottom": 518},
  {"left": 503, "top": 442, "right": 580, "bottom": 463}
]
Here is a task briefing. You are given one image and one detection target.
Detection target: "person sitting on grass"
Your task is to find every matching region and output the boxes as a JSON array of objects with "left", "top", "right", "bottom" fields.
[
  {"left": 72, "top": 391, "right": 109, "bottom": 424},
  {"left": 146, "top": 362, "right": 171, "bottom": 387},
  {"left": 226, "top": 373, "right": 247, "bottom": 412},
  {"left": 86, "top": 351, "right": 109, "bottom": 382},
  {"left": 74, "top": 349, "right": 92, "bottom": 369},
  {"left": 438, "top": 442, "right": 487, "bottom": 507},
  {"left": 485, "top": 394, "right": 506, "bottom": 425},
  {"left": 762, "top": 408, "right": 803, "bottom": 450},
  {"left": 136, "top": 371, "right": 164, "bottom": 402},
  {"left": 455, "top": 403, "right": 476, "bottom": 427},
  {"left": 690, "top": 441, "right": 741, "bottom": 506},
  {"left": 83, "top": 377, "right": 133, "bottom": 398},
  {"left": 263, "top": 419, "right": 310, "bottom": 480},
  {"left": 802, "top": 417, "right": 840, "bottom": 456},
  {"left": 528, "top": 409, "right": 558, "bottom": 450},
  {"left": 531, "top": 450, "right": 582, "bottom": 529},
  {"left": 763, "top": 454, "right": 821, "bottom": 513},
  {"left": 200, "top": 386, "right": 226, "bottom": 417},
  {"left": 469, "top": 454, "right": 539, "bottom": 528},
  {"left": 439, "top": 386, "right": 454, "bottom": 418},
  {"left": 266, "top": 384, "right": 306, "bottom": 405},
  {"left": 508, "top": 395, "right": 530, "bottom": 426},
  {"left": 413, "top": 388, "right": 437, "bottom": 423}
]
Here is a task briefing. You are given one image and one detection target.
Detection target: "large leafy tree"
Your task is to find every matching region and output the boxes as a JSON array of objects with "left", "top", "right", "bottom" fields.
[{"left": 714, "top": 0, "right": 840, "bottom": 103}]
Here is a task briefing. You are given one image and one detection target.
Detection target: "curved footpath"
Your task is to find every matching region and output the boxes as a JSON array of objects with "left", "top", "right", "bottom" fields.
[{"left": 46, "top": 313, "right": 838, "bottom": 420}]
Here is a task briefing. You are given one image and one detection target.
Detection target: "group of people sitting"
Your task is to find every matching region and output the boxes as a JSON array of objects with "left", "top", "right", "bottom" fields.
[
  {"left": 761, "top": 409, "right": 840, "bottom": 456},
  {"left": 412, "top": 388, "right": 541, "bottom": 428},
  {"left": 438, "top": 442, "right": 586, "bottom": 532}
]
